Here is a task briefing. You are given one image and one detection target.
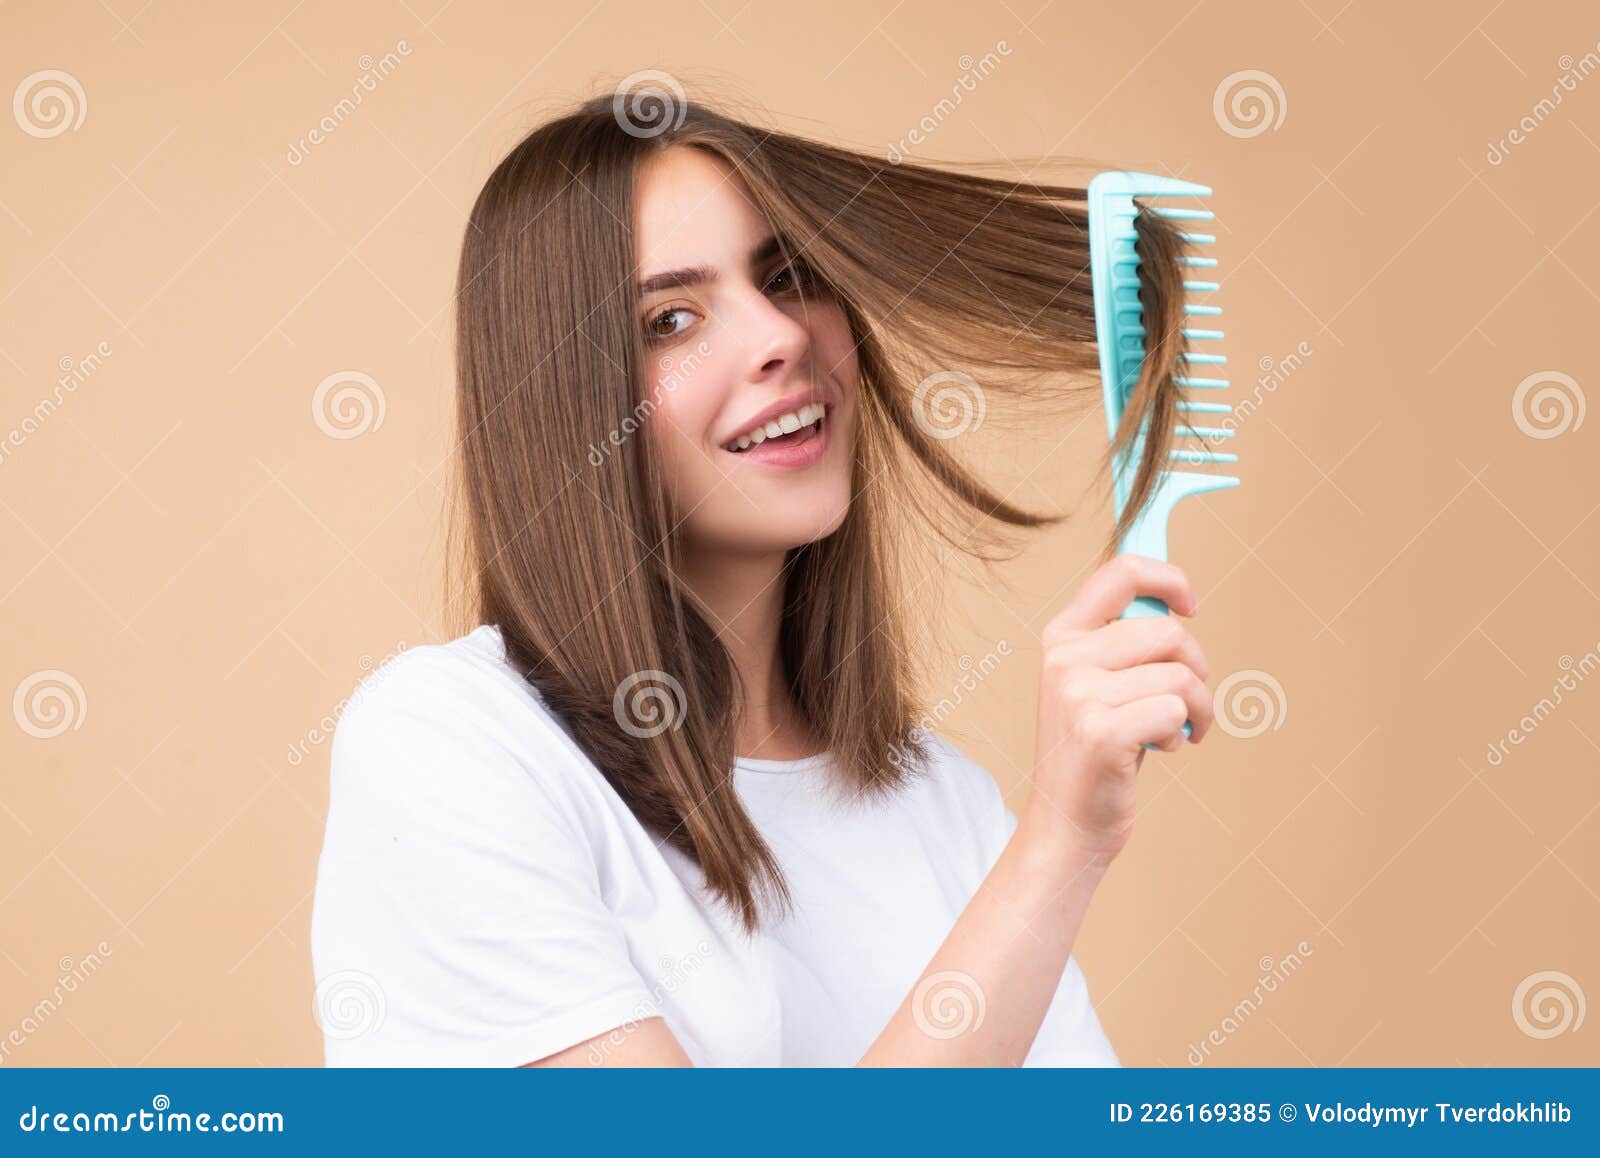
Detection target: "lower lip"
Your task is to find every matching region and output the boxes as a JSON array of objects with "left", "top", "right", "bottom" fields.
[{"left": 723, "top": 416, "right": 830, "bottom": 469}]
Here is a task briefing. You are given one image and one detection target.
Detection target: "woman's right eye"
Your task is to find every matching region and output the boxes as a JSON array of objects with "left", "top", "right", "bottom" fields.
[{"left": 645, "top": 306, "right": 697, "bottom": 342}]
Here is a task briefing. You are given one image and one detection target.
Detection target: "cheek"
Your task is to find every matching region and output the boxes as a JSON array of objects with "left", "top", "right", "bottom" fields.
[
  {"left": 644, "top": 356, "right": 725, "bottom": 505},
  {"left": 649, "top": 356, "right": 720, "bottom": 451},
  {"left": 808, "top": 304, "right": 859, "bottom": 388},
  {"left": 648, "top": 340, "right": 725, "bottom": 447}
]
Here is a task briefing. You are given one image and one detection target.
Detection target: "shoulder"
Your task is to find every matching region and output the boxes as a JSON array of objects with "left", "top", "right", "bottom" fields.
[
  {"left": 336, "top": 624, "right": 556, "bottom": 750},
  {"left": 326, "top": 624, "right": 591, "bottom": 816},
  {"left": 311, "top": 633, "right": 660, "bottom": 1065},
  {"left": 912, "top": 729, "right": 1010, "bottom": 813},
  {"left": 894, "top": 729, "right": 1016, "bottom": 863},
  {"left": 851, "top": 729, "right": 1018, "bottom": 889},
  {"left": 315, "top": 625, "right": 622, "bottom": 904},
  {"left": 340, "top": 624, "right": 527, "bottom": 726}
]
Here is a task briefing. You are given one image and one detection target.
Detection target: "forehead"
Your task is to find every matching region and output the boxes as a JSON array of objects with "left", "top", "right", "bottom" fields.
[{"left": 633, "top": 146, "right": 769, "bottom": 273}]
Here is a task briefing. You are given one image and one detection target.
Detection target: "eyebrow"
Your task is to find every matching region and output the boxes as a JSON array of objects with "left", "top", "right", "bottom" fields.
[{"left": 636, "top": 234, "right": 784, "bottom": 297}]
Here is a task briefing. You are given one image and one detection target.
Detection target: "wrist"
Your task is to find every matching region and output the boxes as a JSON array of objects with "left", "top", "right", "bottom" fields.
[{"left": 1014, "top": 807, "right": 1116, "bottom": 889}]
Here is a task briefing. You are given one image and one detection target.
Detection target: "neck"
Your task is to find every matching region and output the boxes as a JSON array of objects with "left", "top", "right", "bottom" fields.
[{"left": 679, "top": 545, "right": 813, "bottom": 761}]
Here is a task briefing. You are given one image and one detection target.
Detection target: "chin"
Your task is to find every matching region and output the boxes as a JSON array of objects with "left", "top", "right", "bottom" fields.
[
  {"left": 786, "top": 503, "right": 851, "bottom": 548},
  {"left": 780, "top": 479, "right": 853, "bottom": 545},
  {"left": 708, "top": 497, "right": 851, "bottom": 556}
]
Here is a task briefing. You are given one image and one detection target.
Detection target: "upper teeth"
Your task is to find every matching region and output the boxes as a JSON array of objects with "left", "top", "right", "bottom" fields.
[{"left": 728, "top": 402, "right": 826, "bottom": 450}]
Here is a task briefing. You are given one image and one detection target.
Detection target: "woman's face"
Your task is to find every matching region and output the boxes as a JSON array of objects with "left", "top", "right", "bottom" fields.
[{"left": 632, "top": 145, "right": 859, "bottom": 560}]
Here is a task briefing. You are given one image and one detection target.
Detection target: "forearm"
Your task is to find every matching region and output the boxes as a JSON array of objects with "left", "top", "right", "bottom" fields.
[{"left": 858, "top": 812, "right": 1108, "bottom": 1066}]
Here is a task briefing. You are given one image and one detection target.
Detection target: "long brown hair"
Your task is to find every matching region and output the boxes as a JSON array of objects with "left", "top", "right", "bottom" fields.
[{"left": 448, "top": 89, "right": 1193, "bottom": 933}]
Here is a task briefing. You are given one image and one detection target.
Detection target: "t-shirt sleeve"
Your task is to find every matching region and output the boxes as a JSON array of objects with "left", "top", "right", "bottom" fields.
[
  {"left": 939, "top": 735, "right": 1122, "bottom": 1068},
  {"left": 310, "top": 653, "right": 658, "bottom": 1067}
]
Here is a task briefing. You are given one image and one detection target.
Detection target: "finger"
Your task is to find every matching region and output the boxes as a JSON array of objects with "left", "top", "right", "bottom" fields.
[
  {"left": 1049, "top": 616, "right": 1210, "bottom": 682},
  {"left": 1047, "top": 554, "right": 1198, "bottom": 639},
  {"left": 1105, "top": 695, "right": 1190, "bottom": 751},
  {"left": 1089, "top": 662, "right": 1214, "bottom": 743}
]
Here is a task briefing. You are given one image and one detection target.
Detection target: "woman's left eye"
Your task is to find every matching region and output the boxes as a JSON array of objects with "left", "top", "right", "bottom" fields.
[{"left": 765, "top": 260, "right": 814, "bottom": 295}]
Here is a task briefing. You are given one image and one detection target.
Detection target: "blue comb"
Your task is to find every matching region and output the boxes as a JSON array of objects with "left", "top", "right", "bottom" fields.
[{"left": 1087, "top": 172, "right": 1240, "bottom": 744}]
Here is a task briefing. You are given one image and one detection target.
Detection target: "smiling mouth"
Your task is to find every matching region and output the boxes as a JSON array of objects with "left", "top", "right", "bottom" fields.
[{"left": 722, "top": 402, "right": 829, "bottom": 454}]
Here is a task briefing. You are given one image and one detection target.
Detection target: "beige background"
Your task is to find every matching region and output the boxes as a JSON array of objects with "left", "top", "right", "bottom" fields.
[{"left": 3, "top": 0, "right": 1597, "bottom": 1066}]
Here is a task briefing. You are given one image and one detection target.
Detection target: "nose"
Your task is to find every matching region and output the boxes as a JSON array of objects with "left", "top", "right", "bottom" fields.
[{"left": 735, "top": 285, "right": 810, "bottom": 383}]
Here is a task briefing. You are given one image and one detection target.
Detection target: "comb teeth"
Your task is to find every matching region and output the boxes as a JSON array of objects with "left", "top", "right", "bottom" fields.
[
  {"left": 1087, "top": 170, "right": 1240, "bottom": 526},
  {"left": 1170, "top": 447, "right": 1239, "bottom": 464},
  {"left": 1145, "top": 206, "right": 1215, "bottom": 221}
]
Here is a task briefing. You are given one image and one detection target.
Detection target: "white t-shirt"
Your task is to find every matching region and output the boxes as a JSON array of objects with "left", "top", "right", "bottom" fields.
[{"left": 310, "top": 624, "right": 1119, "bottom": 1067}]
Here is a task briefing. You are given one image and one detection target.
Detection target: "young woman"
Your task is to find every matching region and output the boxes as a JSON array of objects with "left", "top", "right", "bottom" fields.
[{"left": 310, "top": 92, "right": 1215, "bottom": 1067}]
